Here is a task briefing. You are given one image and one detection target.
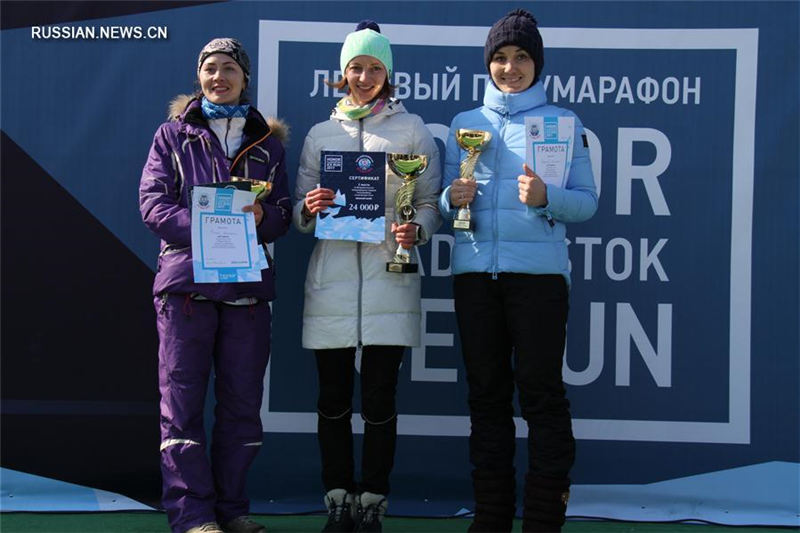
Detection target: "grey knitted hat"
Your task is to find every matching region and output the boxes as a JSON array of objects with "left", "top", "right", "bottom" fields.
[{"left": 197, "top": 38, "right": 251, "bottom": 81}]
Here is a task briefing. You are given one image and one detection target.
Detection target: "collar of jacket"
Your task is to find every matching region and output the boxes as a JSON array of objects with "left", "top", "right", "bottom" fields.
[
  {"left": 483, "top": 81, "right": 547, "bottom": 117},
  {"left": 177, "top": 96, "right": 271, "bottom": 141},
  {"left": 329, "top": 97, "right": 406, "bottom": 122}
]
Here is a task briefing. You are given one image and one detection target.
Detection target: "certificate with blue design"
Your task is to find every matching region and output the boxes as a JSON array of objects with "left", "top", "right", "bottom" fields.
[
  {"left": 525, "top": 116, "right": 575, "bottom": 188},
  {"left": 315, "top": 151, "right": 386, "bottom": 243},
  {"left": 191, "top": 186, "right": 267, "bottom": 283}
]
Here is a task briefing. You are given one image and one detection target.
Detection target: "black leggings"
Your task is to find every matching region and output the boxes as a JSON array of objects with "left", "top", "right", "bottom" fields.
[{"left": 315, "top": 345, "right": 404, "bottom": 495}]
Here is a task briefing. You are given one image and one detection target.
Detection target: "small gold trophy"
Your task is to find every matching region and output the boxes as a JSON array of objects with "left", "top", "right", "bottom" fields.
[
  {"left": 386, "top": 153, "right": 428, "bottom": 274},
  {"left": 453, "top": 129, "right": 492, "bottom": 231},
  {"left": 231, "top": 176, "right": 273, "bottom": 200}
]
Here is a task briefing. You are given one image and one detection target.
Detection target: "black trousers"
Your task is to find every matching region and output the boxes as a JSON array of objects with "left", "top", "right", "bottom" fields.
[
  {"left": 454, "top": 273, "right": 575, "bottom": 480},
  {"left": 315, "top": 345, "right": 404, "bottom": 495}
]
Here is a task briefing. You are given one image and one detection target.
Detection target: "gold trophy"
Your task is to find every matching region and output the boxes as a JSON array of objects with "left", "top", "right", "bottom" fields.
[
  {"left": 453, "top": 129, "right": 492, "bottom": 231},
  {"left": 386, "top": 153, "right": 428, "bottom": 274},
  {"left": 231, "top": 176, "right": 273, "bottom": 200}
]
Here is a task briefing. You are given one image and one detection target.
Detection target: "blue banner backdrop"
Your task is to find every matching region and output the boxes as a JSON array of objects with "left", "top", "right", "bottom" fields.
[{"left": 1, "top": 0, "right": 798, "bottom": 526}]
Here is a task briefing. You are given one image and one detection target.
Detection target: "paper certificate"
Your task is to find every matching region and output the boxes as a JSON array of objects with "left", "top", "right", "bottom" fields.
[
  {"left": 191, "top": 186, "right": 266, "bottom": 283},
  {"left": 315, "top": 151, "right": 386, "bottom": 243},
  {"left": 525, "top": 116, "right": 575, "bottom": 188}
]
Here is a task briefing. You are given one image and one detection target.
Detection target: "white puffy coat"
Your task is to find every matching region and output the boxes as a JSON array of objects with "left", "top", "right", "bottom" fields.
[{"left": 293, "top": 100, "right": 442, "bottom": 349}]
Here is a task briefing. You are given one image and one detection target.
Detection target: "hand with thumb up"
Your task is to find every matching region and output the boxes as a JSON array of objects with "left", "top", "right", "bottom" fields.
[{"left": 517, "top": 163, "right": 548, "bottom": 207}]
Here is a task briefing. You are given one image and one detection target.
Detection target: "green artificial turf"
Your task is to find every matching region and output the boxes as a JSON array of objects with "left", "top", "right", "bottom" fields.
[{"left": 0, "top": 512, "right": 790, "bottom": 533}]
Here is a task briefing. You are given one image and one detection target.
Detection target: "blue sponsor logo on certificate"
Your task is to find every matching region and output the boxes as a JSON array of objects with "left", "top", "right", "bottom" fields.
[
  {"left": 355, "top": 154, "right": 375, "bottom": 174},
  {"left": 214, "top": 189, "right": 234, "bottom": 211}
]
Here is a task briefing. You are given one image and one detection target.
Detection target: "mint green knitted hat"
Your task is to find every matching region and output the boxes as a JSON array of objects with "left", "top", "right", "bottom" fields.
[{"left": 339, "top": 28, "right": 393, "bottom": 77}]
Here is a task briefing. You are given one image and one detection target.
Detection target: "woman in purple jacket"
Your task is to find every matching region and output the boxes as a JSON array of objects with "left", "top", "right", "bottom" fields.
[{"left": 139, "top": 38, "right": 290, "bottom": 533}]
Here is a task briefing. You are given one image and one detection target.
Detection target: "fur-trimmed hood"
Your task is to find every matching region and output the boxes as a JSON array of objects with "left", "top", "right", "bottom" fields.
[{"left": 167, "top": 94, "right": 289, "bottom": 144}]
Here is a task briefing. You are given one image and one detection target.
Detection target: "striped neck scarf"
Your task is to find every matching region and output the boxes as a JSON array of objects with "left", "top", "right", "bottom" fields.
[
  {"left": 201, "top": 97, "right": 250, "bottom": 119},
  {"left": 335, "top": 96, "right": 386, "bottom": 120}
]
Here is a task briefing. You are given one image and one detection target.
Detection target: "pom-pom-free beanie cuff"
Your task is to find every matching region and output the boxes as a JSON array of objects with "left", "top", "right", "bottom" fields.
[
  {"left": 484, "top": 9, "right": 544, "bottom": 83},
  {"left": 340, "top": 28, "right": 393, "bottom": 77}
]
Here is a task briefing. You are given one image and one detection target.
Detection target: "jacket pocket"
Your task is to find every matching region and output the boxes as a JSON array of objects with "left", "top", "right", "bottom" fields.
[{"left": 522, "top": 206, "right": 554, "bottom": 236}]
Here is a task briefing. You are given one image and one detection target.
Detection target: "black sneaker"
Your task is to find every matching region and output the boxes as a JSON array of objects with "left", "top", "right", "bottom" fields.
[{"left": 322, "top": 489, "right": 356, "bottom": 532}]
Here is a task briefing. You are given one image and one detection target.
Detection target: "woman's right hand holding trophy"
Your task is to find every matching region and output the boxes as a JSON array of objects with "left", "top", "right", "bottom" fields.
[
  {"left": 449, "top": 178, "right": 478, "bottom": 208},
  {"left": 452, "top": 128, "right": 491, "bottom": 231}
]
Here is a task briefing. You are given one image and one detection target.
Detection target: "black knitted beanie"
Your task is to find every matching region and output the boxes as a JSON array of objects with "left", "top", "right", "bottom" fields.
[{"left": 484, "top": 9, "right": 544, "bottom": 85}]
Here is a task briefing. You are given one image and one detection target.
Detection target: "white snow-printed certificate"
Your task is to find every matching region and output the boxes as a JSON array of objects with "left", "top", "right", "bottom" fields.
[
  {"left": 525, "top": 116, "right": 575, "bottom": 188},
  {"left": 315, "top": 151, "right": 386, "bottom": 243}
]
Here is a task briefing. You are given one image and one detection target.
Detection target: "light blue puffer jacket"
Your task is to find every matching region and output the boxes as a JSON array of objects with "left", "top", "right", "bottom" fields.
[{"left": 438, "top": 81, "right": 598, "bottom": 285}]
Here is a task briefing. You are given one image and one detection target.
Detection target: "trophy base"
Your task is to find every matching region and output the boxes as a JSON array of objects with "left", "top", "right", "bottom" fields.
[
  {"left": 453, "top": 219, "right": 474, "bottom": 231},
  {"left": 386, "top": 262, "right": 418, "bottom": 274}
]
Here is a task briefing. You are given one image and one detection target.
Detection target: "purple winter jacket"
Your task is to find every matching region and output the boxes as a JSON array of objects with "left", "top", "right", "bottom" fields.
[{"left": 139, "top": 95, "right": 291, "bottom": 301}]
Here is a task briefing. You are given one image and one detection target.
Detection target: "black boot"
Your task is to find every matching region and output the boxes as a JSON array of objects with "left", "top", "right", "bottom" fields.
[
  {"left": 521, "top": 474, "right": 570, "bottom": 533},
  {"left": 322, "top": 489, "right": 356, "bottom": 532},
  {"left": 467, "top": 468, "right": 516, "bottom": 532}
]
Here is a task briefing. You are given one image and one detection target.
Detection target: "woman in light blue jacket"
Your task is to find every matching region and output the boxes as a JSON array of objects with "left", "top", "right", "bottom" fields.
[{"left": 438, "top": 10, "right": 597, "bottom": 533}]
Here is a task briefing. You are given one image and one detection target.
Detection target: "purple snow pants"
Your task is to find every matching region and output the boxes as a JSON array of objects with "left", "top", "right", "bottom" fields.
[{"left": 155, "top": 294, "right": 271, "bottom": 533}]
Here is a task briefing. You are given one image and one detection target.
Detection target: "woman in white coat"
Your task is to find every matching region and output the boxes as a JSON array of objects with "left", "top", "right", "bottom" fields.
[{"left": 292, "top": 20, "right": 441, "bottom": 533}]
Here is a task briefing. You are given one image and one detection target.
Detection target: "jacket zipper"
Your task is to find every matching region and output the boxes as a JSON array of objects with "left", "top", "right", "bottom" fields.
[
  {"left": 230, "top": 132, "right": 271, "bottom": 175},
  {"left": 224, "top": 118, "right": 232, "bottom": 165},
  {"left": 357, "top": 118, "right": 365, "bottom": 348},
  {"left": 357, "top": 242, "right": 363, "bottom": 350},
  {"left": 491, "top": 104, "right": 510, "bottom": 280}
]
